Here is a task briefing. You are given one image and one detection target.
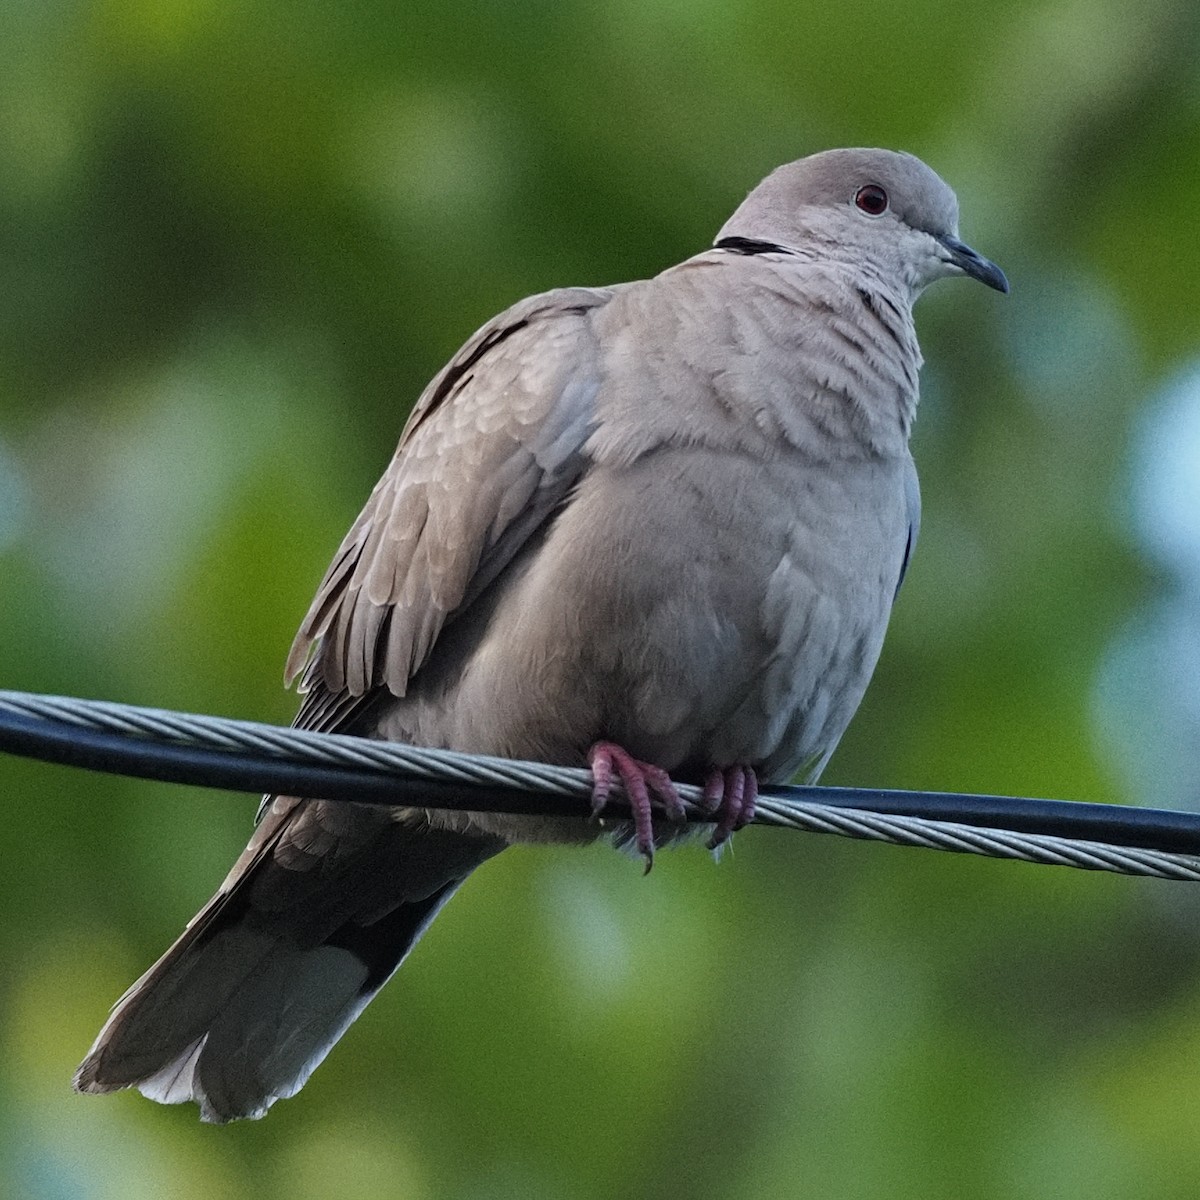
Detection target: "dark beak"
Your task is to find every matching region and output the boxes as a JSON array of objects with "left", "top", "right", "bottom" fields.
[{"left": 938, "top": 235, "right": 1009, "bottom": 293}]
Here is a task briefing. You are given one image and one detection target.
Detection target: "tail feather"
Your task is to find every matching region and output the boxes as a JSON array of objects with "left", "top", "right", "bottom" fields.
[
  {"left": 75, "top": 802, "right": 503, "bottom": 1122},
  {"left": 139, "top": 1037, "right": 206, "bottom": 1106}
]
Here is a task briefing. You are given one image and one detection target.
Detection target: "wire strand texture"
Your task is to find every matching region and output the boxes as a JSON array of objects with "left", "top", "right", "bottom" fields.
[{"left": 2, "top": 689, "right": 1199, "bottom": 882}]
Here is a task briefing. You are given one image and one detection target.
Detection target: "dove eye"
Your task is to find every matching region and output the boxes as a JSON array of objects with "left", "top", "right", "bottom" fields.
[{"left": 854, "top": 185, "right": 889, "bottom": 216}]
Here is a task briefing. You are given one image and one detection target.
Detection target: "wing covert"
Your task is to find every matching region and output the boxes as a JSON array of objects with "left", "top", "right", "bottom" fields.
[{"left": 285, "top": 286, "right": 612, "bottom": 711}]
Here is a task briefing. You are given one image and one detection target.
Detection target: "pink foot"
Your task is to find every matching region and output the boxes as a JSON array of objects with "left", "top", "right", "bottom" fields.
[
  {"left": 702, "top": 766, "right": 759, "bottom": 849},
  {"left": 588, "top": 742, "right": 687, "bottom": 872}
]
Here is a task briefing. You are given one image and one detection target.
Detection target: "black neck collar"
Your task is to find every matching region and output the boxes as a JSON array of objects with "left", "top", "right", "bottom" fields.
[{"left": 714, "top": 236, "right": 794, "bottom": 257}]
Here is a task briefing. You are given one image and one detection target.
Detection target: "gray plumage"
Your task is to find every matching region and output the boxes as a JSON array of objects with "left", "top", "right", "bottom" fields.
[{"left": 74, "top": 147, "right": 1006, "bottom": 1121}]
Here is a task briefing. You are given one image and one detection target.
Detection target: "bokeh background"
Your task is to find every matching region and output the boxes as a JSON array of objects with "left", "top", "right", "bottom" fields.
[{"left": 3, "top": 1, "right": 1200, "bottom": 1197}]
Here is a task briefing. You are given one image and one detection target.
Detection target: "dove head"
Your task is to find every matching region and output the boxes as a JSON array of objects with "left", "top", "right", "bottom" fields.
[{"left": 716, "top": 148, "right": 1008, "bottom": 300}]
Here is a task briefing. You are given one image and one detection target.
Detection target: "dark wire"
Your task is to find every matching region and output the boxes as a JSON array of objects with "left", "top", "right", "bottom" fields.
[{"left": 2, "top": 700, "right": 1199, "bottom": 856}]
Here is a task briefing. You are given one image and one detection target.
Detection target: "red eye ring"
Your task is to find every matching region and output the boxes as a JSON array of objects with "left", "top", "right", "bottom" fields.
[{"left": 855, "top": 184, "right": 889, "bottom": 216}]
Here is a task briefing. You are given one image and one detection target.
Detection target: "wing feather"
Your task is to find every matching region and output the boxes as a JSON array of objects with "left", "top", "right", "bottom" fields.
[{"left": 285, "top": 286, "right": 612, "bottom": 717}]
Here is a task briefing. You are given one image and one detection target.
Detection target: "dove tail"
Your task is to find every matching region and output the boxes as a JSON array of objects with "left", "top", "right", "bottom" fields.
[{"left": 74, "top": 820, "right": 500, "bottom": 1123}]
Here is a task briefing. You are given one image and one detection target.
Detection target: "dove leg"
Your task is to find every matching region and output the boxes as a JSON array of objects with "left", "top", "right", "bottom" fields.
[
  {"left": 588, "top": 741, "right": 687, "bottom": 870},
  {"left": 702, "top": 766, "right": 759, "bottom": 849}
]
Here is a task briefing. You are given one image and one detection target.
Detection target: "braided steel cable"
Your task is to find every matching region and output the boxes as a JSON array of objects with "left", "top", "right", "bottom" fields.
[{"left": 2, "top": 689, "right": 1199, "bottom": 881}]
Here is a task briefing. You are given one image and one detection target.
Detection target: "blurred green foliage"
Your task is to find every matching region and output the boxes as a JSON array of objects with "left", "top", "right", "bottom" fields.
[{"left": 4, "top": 1, "right": 1200, "bottom": 1197}]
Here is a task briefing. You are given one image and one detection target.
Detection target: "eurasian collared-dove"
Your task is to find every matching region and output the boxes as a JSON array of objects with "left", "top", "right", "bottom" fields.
[{"left": 74, "top": 148, "right": 1007, "bottom": 1122}]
